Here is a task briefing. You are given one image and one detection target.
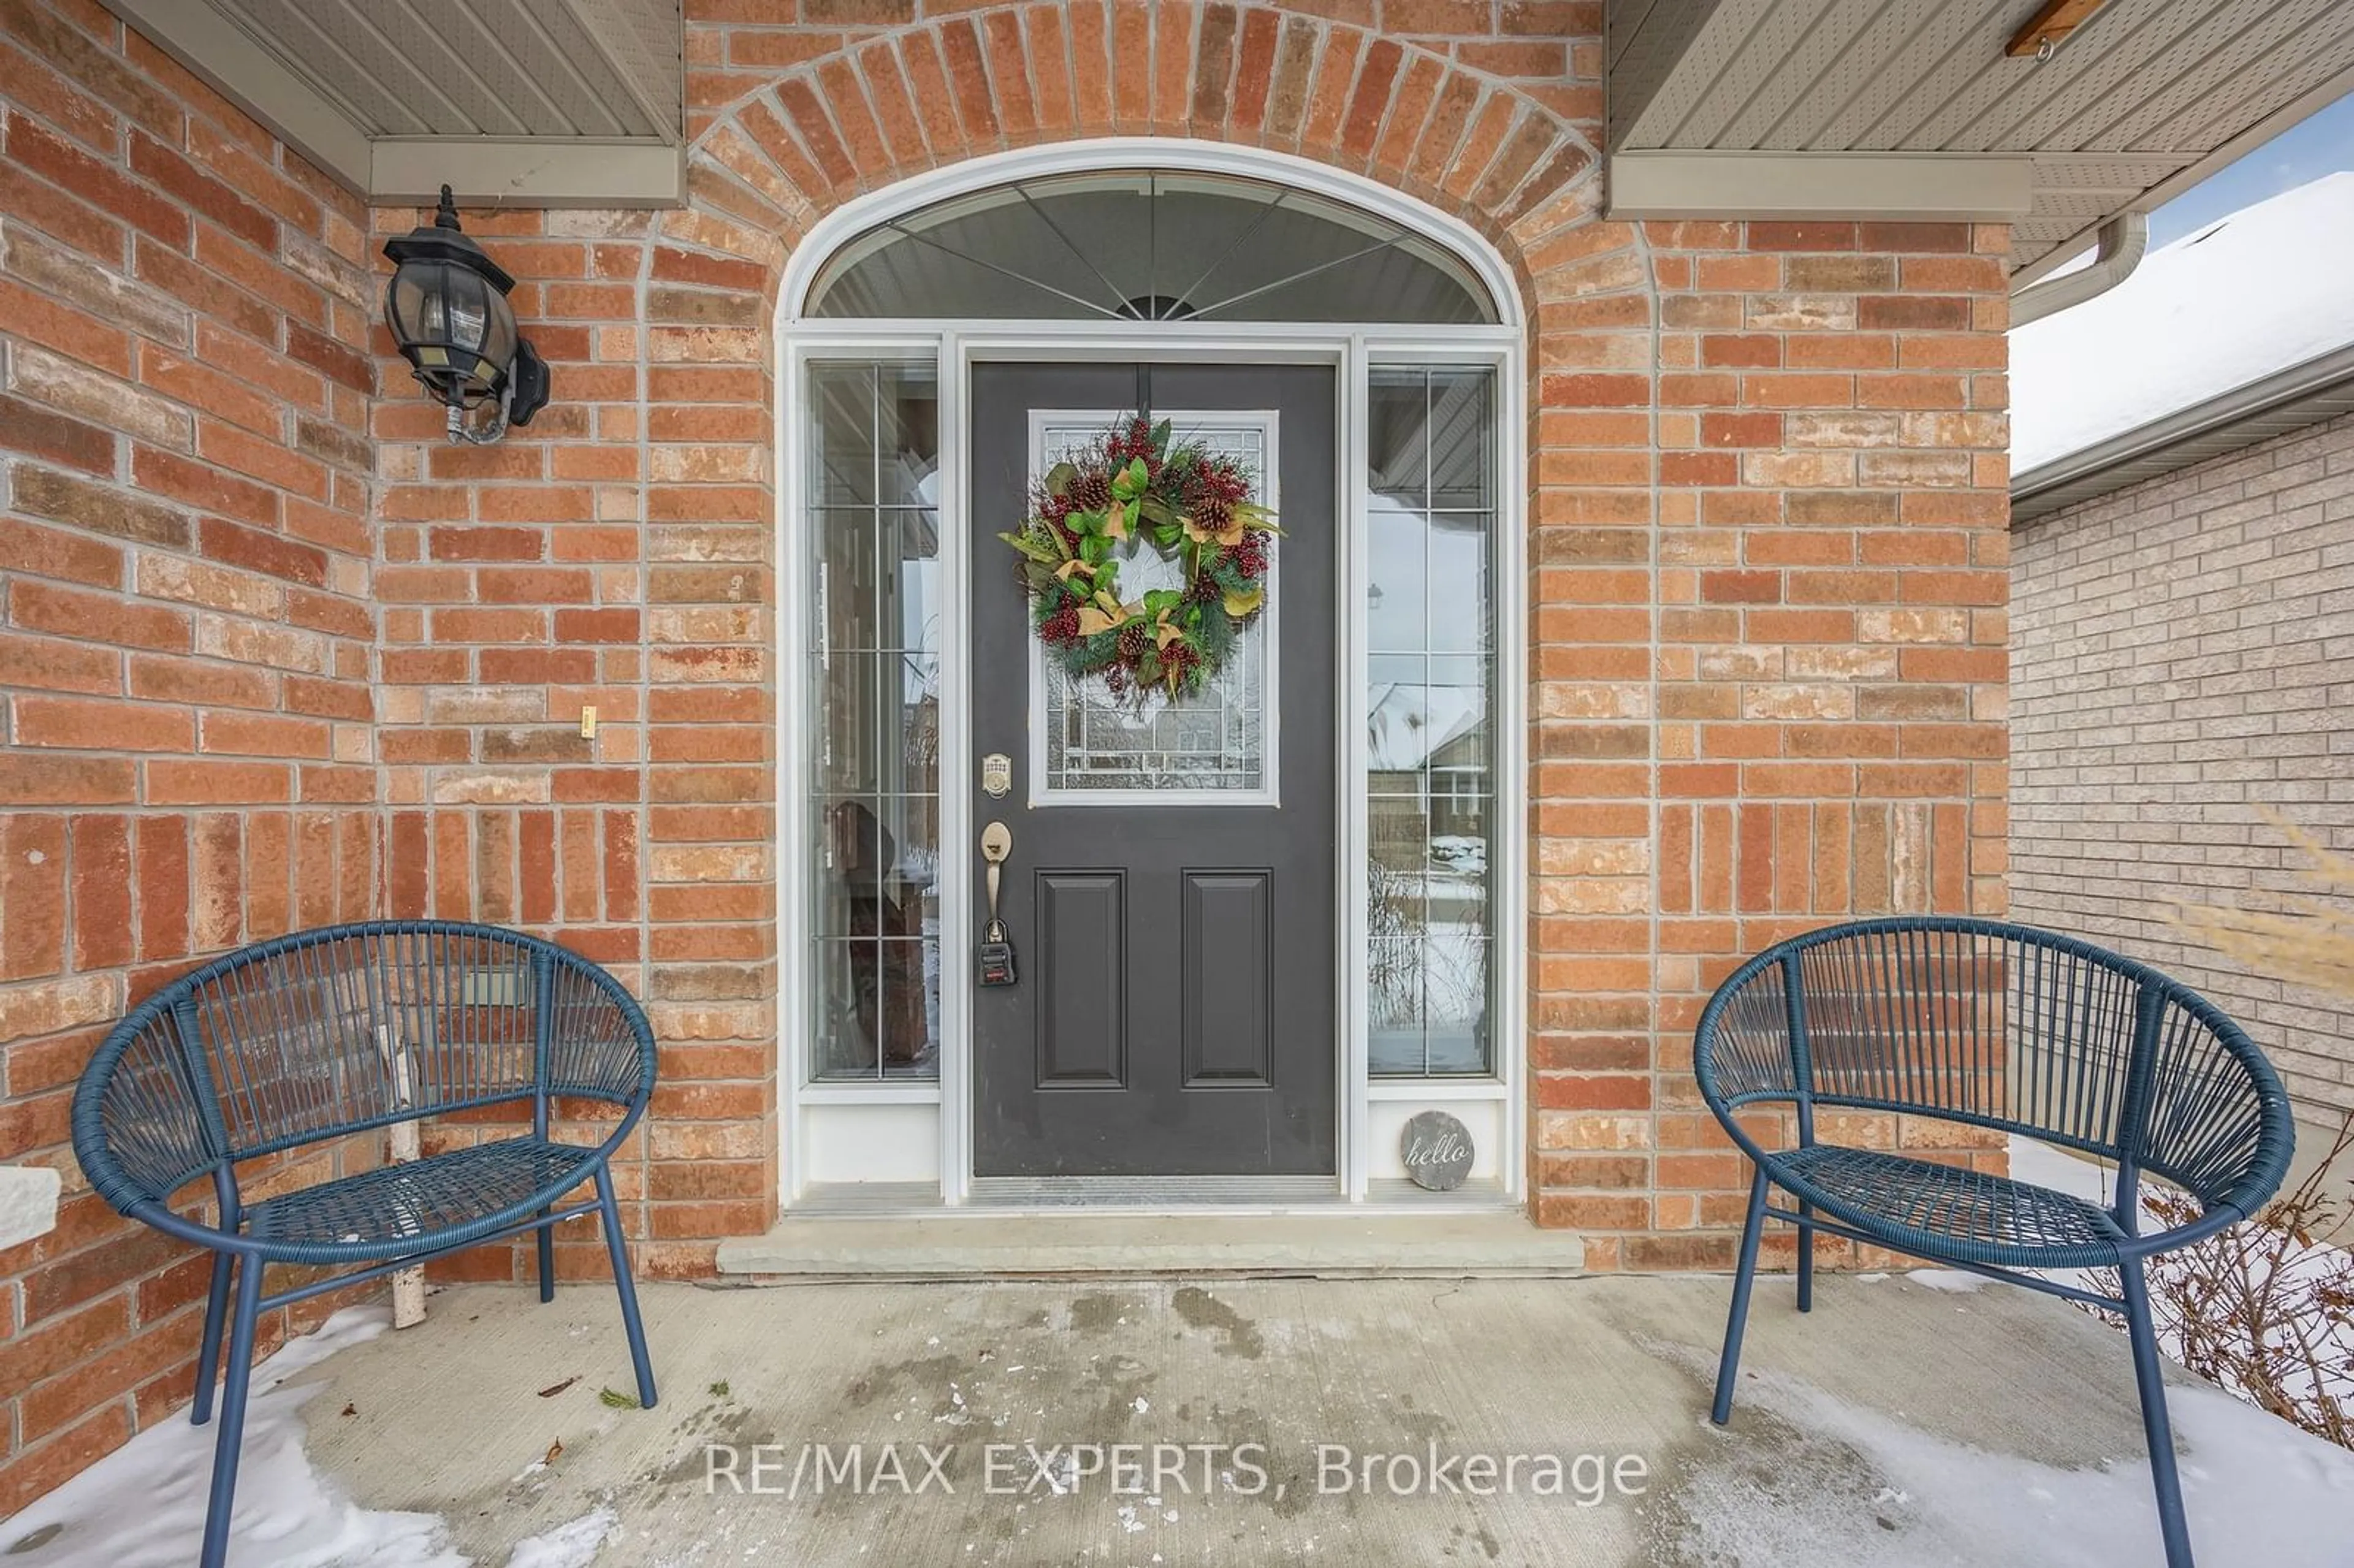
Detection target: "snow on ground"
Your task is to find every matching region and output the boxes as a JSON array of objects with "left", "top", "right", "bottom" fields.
[
  {"left": 1902, "top": 1269, "right": 1990, "bottom": 1294},
  {"left": 0, "top": 1306, "right": 468, "bottom": 1568},
  {"left": 2007, "top": 1133, "right": 2354, "bottom": 1425},
  {"left": 1669, "top": 1348, "right": 2354, "bottom": 1568},
  {"left": 502, "top": 1507, "right": 618, "bottom": 1568},
  {"left": 2011, "top": 170, "right": 2354, "bottom": 474}
]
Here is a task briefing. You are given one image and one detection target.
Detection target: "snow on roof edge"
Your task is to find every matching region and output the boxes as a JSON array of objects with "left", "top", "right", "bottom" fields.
[{"left": 2009, "top": 172, "right": 2354, "bottom": 474}]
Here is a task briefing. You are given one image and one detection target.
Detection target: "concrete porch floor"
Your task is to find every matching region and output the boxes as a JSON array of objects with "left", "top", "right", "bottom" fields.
[{"left": 15, "top": 1272, "right": 2354, "bottom": 1567}]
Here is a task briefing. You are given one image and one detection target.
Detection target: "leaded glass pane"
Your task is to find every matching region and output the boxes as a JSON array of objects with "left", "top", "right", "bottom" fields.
[
  {"left": 1368, "top": 367, "right": 1497, "bottom": 1077},
  {"left": 1034, "top": 413, "right": 1271, "bottom": 799},
  {"left": 807, "top": 362, "right": 942, "bottom": 1081}
]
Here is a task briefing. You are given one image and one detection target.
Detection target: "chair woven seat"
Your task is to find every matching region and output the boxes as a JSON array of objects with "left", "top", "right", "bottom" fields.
[
  {"left": 1773, "top": 1144, "right": 2127, "bottom": 1269},
  {"left": 245, "top": 1138, "right": 599, "bottom": 1259}
]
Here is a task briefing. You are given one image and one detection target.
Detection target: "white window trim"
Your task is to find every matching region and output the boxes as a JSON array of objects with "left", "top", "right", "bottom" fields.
[{"left": 775, "top": 143, "right": 1527, "bottom": 1212}]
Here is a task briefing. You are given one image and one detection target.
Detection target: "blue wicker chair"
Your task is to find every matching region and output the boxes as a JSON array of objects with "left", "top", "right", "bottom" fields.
[
  {"left": 71, "top": 921, "right": 660, "bottom": 1568},
  {"left": 1695, "top": 916, "right": 2295, "bottom": 1568}
]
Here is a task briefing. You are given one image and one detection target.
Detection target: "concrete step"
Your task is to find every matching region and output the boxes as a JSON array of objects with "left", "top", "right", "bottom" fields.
[{"left": 714, "top": 1209, "right": 1586, "bottom": 1280}]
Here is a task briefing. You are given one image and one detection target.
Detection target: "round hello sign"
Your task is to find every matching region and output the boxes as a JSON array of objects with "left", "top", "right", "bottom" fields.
[{"left": 1400, "top": 1110, "right": 1476, "bottom": 1192}]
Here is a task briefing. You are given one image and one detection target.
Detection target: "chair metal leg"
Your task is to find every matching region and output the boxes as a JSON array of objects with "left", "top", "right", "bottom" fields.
[
  {"left": 2120, "top": 1257, "right": 2195, "bottom": 1568},
  {"left": 1796, "top": 1201, "right": 1815, "bottom": 1314},
  {"left": 199, "top": 1254, "right": 265, "bottom": 1568},
  {"left": 191, "top": 1250, "right": 235, "bottom": 1426},
  {"left": 536, "top": 1209, "right": 555, "bottom": 1303},
  {"left": 595, "top": 1162, "right": 658, "bottom": 1409},
  {"left": 1711, "top": 1166, "right": 1770, "bottom": 1425}
]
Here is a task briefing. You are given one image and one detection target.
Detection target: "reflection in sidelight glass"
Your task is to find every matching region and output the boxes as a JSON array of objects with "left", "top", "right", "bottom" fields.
[
  {"left": 807, "top": 363, "right": 942, "bottom": 1081},
  {"left": 1366, "top": 367, "right": 1496, "bottom": 1076}
]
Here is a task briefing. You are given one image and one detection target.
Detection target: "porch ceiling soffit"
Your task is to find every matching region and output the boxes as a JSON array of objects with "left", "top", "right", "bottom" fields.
[
  {"left": 1604, "top": 0, "right": 2354, "bottom": 279},
  {"left": 96, "top": 0, "right": 686, "bottom": 207}
]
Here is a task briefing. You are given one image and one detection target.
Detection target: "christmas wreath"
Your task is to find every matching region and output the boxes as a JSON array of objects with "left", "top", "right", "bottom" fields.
[{"left": 1000, "top": 416, "right": 1276, "bottom": 701}]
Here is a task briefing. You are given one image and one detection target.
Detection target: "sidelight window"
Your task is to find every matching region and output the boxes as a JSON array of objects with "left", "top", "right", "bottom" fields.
[
  {"left": 1366, "top": 366, "right": 1497, "bottom": 1078},
  {"left": 806, "top": 362, "right": 943, "bottom": 1081}
]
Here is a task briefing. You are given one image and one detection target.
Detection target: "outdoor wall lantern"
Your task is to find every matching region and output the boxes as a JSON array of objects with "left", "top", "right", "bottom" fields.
[{"left": 382, "top": 185, "right": 549, "bottom": 445}]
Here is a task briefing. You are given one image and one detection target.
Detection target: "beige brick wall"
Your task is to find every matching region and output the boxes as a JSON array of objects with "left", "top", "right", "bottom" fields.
[{"left": 2012, "top": 409, "right": 2354, "bottom": 1131}]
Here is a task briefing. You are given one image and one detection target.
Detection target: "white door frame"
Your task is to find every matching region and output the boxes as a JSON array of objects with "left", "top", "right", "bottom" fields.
[{"left": 774, "top": 142, "right": 1528, "bottom": 1212}]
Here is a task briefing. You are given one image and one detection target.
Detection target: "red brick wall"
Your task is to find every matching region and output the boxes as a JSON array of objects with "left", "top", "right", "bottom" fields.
[
  {"left": 1544, "top": 219, "right": 2013, "bottom": 1268},
  {"left": 0, "top": 0, "right": 379, "bottom": 1511},
  {"left": 0, "top": 0, "right": 2013, "bottom": 1511}
]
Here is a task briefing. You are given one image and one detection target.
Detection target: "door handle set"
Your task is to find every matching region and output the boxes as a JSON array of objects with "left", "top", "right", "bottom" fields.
[{"left": 978, "top": 820, "right": 1017, "bottom": 986}]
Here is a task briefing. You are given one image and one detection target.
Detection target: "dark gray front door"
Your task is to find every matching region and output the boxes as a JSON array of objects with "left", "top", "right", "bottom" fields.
[{"left": 972, "top": 362, "right": 1338, "bottom": 1178}]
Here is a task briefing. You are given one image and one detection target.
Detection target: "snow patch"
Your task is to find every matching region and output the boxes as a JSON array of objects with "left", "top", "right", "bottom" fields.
[
  {"left": 1, "top": 1306, "right": 466, "bottom": 1568},
  {"left": 503, "top": 1507, "right": 617, "bottom": 1568},
  {"left": 1905, "top": 1269, "right": 1989, "bottom": 1295}
]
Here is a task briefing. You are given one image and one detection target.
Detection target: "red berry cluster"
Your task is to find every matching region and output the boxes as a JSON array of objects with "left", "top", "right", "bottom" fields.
[
  {"left": 1039, "top": 604, "right": 1083, "bottom": 646},
  {"left": 1197, "top": 459, "right": 1250, "bottom": 506},
  {"left": 1105, "top": 417, "right": 1164, "bottom": 478},
  {"left": 1230, "top": 530, "right": 1269, "bottom": 579}
]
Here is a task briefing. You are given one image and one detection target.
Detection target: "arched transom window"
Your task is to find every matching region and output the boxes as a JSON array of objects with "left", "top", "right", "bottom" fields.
[{"left": 806, "top": 169, "right": 1500, "bottom": 324}]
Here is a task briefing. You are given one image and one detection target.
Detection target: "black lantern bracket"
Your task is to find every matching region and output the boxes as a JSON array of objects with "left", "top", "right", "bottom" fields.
[{"left": 382, "top": 185, "right": 550, "bottom": 446}]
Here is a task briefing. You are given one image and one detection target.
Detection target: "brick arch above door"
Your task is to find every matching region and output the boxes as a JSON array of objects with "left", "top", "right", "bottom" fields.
[{"left": 661, "top": 2, "right": 1613, "bottom": 310}]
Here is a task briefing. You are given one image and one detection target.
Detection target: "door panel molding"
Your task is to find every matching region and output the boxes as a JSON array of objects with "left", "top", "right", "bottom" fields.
[
  {"left": 1035, "top": 870, "right": 1127, "bottom": 1088},
  {"left": 1181, "top": 870, "right": 1274, "bottom": 1087}
]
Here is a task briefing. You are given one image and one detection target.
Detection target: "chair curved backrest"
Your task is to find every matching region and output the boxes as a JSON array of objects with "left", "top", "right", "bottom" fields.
[
  {"left": 73, "top": 921, "right": 656, "bottom": 1216},
  {"left": 1694, "top": 917, "right": 2296, "bottom": 1218}
]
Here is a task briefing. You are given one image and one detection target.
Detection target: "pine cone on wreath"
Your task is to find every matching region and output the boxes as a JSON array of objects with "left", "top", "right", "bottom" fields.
[{"left": 1070, "top": 471, "right": 1111, "bottom": 511}]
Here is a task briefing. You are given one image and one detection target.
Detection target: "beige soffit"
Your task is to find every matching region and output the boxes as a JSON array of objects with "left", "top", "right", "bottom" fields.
[
  {"left": 1604, "top": 0, "right": 2354, "bottom": 276},
  {"left": 98, "top": 0, "right": 685, "bottom": 207}
]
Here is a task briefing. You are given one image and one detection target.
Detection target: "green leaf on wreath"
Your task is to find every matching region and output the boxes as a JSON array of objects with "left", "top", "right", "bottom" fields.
[
  {"left": 1222, "top": 585, "right": 1263, "bottom": 618},
  {"left": 1045, "top": 461, "right": 1077, "bottom": 499},
  {"left": 999, "top": 530, "right": 1064, "bottom": 567},
  {"left": 1151, "top": 418, "right": 1173, "bottom": 452}
]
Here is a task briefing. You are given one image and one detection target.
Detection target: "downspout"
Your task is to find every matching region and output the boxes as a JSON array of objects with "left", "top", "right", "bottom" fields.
[{"left": 2009, "top": 211, "right": 2149, "bottom": 327}]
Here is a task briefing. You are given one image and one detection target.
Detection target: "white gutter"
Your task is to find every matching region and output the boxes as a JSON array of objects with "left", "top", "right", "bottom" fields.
[{"left": 2009, "top": 211, "right": 2148, "bottom": 327}]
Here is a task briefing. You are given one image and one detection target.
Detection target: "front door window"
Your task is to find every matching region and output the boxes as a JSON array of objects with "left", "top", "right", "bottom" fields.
[{"left": 1031, "top": 410, "right": 1274, "bottom": 802}]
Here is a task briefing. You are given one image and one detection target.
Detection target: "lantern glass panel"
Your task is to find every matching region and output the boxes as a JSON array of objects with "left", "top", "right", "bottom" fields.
[{"left": 389, "top": 260, "right": 517, "bottom": 406}]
